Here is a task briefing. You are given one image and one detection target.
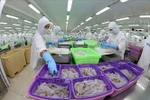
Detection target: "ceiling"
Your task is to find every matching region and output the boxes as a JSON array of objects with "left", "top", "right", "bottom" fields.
[{"left": 0, "top": 0, "right": 150, "bottom": 34}]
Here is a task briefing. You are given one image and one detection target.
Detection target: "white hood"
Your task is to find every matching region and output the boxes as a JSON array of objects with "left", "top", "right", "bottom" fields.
[
  {"left": 108, "top": 22, "right": 120, "bottom": 35},
  {"left": 38, "top": 16, "right": 51, "bottom": 35}
]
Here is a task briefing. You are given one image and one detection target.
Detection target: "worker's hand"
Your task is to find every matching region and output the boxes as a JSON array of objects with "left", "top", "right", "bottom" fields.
[
  {"left": 58, "top": 37, "right": 65, "bottom": 42},
  {"left": 47, "top": 60, "right": 58, "bottom": 76},
  {"left": 42, "top": 52, "right": 58, "bottom": 76},
  {"left": 100, "top": 42, "right": 117, "bottom": 49}
]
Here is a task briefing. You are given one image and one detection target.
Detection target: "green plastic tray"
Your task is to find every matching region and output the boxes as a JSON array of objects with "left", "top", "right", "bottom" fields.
[
  {"left": 71, "top": 48, "right": 101, "bottom": 64},
  {"left": 83, "top": 40, "right": 98, "bottom": 49}
]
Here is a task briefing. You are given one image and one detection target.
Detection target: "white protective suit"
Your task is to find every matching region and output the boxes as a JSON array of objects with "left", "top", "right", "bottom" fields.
[
  {"left": 50, "top": 26, "right": 61, "bottom": 42},
  {"left": 107, "top": 22, "right": 126, "bottom": 59},
  {"left": 85, "top": 26, "right": 92, "bottom": 40},
  {"left": 30, "top": 17, "right": 51, "bottom": 69},
  {"left": 98, "top": 30, "right": 106, "bottom": 41},
  {"left": 138, "top": 35, "right": 150, "bottom": 75}
]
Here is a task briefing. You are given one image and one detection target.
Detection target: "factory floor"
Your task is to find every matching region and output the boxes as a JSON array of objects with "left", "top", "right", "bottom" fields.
[
  {"left": 1, "top": 65, "right": 35, "bottom": 100},
  {"left": 1, "top": 64, "right": 150, "bottom": 100}
]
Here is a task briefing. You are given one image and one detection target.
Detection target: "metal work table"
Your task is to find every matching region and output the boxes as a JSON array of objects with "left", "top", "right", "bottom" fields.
[{"left": 104, "top": 76, "right": 150, "bottom": 100}]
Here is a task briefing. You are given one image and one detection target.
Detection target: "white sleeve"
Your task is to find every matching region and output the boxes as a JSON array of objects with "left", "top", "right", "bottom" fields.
[
  {"left": 35, "top": 36, "right": 47, "bottom": 54},
  {"left": 118, "top": 33, "right": 126, "bottom": 52}
]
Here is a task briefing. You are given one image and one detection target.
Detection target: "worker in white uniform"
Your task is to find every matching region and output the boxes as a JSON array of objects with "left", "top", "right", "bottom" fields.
[
  {"left": 46, "top": 25, "right": 61, "bottom": 46},
  {"left": 30, "top": 16, "right": 57, "bottom": 75},
  {"left": 100, "top": 22, "right": 126, "bottom": 59},
  {"left": 85, "top": 26, "right": 92, "bottom": 40},
  {"left": 98, "top": 29, "right": 106, "bottom": 42},
  {"left": 138, "top": 35, "right": 150, "bottom": 76}
]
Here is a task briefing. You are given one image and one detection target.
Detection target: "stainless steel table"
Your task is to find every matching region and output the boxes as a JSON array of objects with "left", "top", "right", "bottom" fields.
[{"left": 104, "top": 76, "right": 150, "bottom": 100}]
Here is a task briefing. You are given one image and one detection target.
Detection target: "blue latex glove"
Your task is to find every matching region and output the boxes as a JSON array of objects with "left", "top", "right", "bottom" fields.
[
  {"left": 46, "top": 42, "right": 56, "bottom": 46},
  {"left": 42, "top": 52, "right": 58, "bottom": 76},
  {"left": 100, "top": 42, "right": 117, "bottom": 49},
  {"left": 58, "top": 37, "right": 65, "bottom": 42}
]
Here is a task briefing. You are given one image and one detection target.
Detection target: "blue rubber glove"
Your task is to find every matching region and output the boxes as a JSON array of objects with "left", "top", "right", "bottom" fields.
[
  {"left": 100, "top": 42, "right": 117, "bottom": 49},
  {"left": 58, "top": 37, "right": 65, "bottom": 42},
  {"left": 46, "top": 42, "right": 56, "bottom": 46},
  {"left": 42, "top": 52, "right": 58, "bottom": 76}
]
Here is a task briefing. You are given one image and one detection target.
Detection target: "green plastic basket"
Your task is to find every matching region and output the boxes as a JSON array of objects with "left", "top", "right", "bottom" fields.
[
  {"left": 71, "top": 48, "right": 102, "bottom": 64},
  {"left": 83, "top": 40, "right": 98, "bottom": 49},
  {"left": 0, "top": 43, "right": 9, "bottom": 50}
]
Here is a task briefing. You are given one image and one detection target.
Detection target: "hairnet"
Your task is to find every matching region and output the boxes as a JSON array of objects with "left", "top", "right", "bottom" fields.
[
  {"left": 108, "top": 22, "right": 120, "bottom": 34},
  {"left": 53, "top": 26, "right": 61, "bottom": 34}
]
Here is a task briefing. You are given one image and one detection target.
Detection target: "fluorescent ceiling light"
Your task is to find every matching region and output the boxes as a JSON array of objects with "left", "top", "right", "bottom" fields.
[
  {"left": 140, "top": 15, "right": 150, "bottom": 18},
  {"left": 34, "top": 23, "right": 38, "bottom": 26},
  {"left": 16, "top": 28, "right": 21, "bottom": 29},
  {"left": 77, "top": 25, "right": 80, "bottom": 27},
  {"left": 86, "top": 17, "right": 92, "bottom": 22},
  {"left": 66, "top": 15, "right": 70, "bottom": 20},
  {"left": 4, "top": 27, "right": 12, "bottom": 29},
  {"left": 0, "top": 30, "right": 5, "bottom": 31},
  {"left": 66, "top": 22, "right": 68, "bottom": 24},
  {"left": 0, "top": 22, "right": 7, "bottom": 24},
  {"left": 147, "top": 25, "right": 150, "bottom": 27},
  {"left": 116, "top": 17, "right": 130, "bottom": 21},
  {"left": 67, "top": 0, "right": 73, "bottom": 12},
  {"left": 24, "top": 26, "right": 30, "bottom": 28},
  {"left": 136, "top": 29, "right": 144, "bottom": 30},
  {"left": 13, "top": 24, "right": 20, "bottom": 26},
  {"left": 97, "top": 28, "right": 101, "bottom": 29},
  {"left": 93, "top": 24, "right": 99, "bottom": 27},
  {"left": 6, "top": 15, "right": 19, "bottom": 19},
  {"left": 24, "top": 20, "right": 32, "bottom": 23},
  {"left": 32, "top": 27, "right": 36, "bottom": 28},
  {"left": 128, "top": 24, "right": 139, "bottom": 27},
  {"left": 102, "top": 21, "right": 109, "bottom": 24},
  {"left": 96, "top": 7, "right": 110, "bottom": 15},
  {"left": 120, "top": 0, "right": 128, "bottom": 3},
  {"left": 80, "top": 22, "right": 84, "bottom": 25},
  {"left": 28, "top": 4, "right": 40, "bottom": 14},
  {"left": 9, "top": 30, "right": 14, "bottom": 31}
]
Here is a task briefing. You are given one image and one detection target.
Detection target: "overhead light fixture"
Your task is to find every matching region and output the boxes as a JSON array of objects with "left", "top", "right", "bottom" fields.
[
  {"left": 97, "top": 28, "right": 101, "bottom": 29},
  {"left": 120, "top": 0, "right": 128, "bottom": 3},
  {"left": 93, "top": 24, "right": 99, "bottom": 27},
  {"left": 147, "top": 25, "right": 150, "bottom": 27},
  {"left": 77, "top": 25, "right": 80, "bottom": 27},
  {"left": 66, "top": 22, "right": 68, "bottom": 24},
  {"left": 0, "top": 30, "right": 5, "bottom": 31},
  {"left": 9, "top": 30, "right": 14, "bottom": 31},
  {"left": 24, "top": 20, "right": 32, "bottom": 23},
  {"left": 136, "top": 29, "right": 145, "bottom": 31},
  {"left": 85, "top": 17, "right": 92, "bottom": 22},
  {"left": 16, "top": 28, "right": 21, "bottom": 29},
  {"left": 140, "top": 15, "right": 150, "bottom": 18},
  {"left": 28, "top": 4, "right": 40, "bottom": 14},
  {"left": 34, "top": 23, "right": 38, "bottom": 26},
  {"left": 102, "top": 21, "right": 109, "bottom": 24},
  {"left": 118, "top": 25, "right": 123, "bottom": 27},
  {"left": 4, "top": 27, "right": 12, "bottom": 29},
  {"left": 32, "top": 27, "right": 36, "bottom": 28},
  {"left": 116, "top": 17, "right": 130, "bottom": 21},
  {"left": 66, "top": 15, "right": 70, "bottom": 20},
  {"left": 24, "top": 26, "right": 30, "bottom": 28},
  {"left": 0, "top": 22, "right": 7, "bottom": 24},
  {"left": 13, "top": 24, "right": 20, "bottom": 26},
  {"left": 6, "top": 14, "right": 19, "bottom": 19},
  {"left": 96, "top": 7, "right": 110, "bottom": 15},
  {"left": 80, "top": 22, "right": 84, "bottom": 25},
  {"left": 67, "top": 0, "right": 73, "bottom": 12},
  {"left": 128, "top": 24, "right": 139, "bottom": 27}
]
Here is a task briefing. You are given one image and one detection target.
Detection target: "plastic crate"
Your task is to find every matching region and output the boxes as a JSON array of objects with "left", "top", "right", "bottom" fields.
[
  {"left": 71, "top": 75, "right": 114, "bottom": 100},
  {"left": 71, "top": 48, "right": 101, "bottom": 64},
  {"left": 60, "top": 64, "right": 82, "bottom": 80},
  {"left": 83, "top": 40, "right": 98, "bottom": 49},
  {"left": 104, "top": 68, "right": 129, "bottom": 89},
  {"left": 51, "top": 54, "right": 71, "bottom": 64},
  {"left": 114, "top": 60, "right": 130, "bottom": 65},
  {"left": 127, "top": 63, "right": 144, "bottom": 74},
  {"left": 117, "top": 65, "right": 140, "bottom": 82},
  {"left": 95, "top": 62, "right": 115, "bottom": 72},
  {"left": 78, "top": 64, "right": 102, "bottom": 77},
  {"left": 35, "top": 64, "right": 61, "bottom": 79},
  {"left": 27, "top": 78, "right": 72, "bottom": 100}
]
